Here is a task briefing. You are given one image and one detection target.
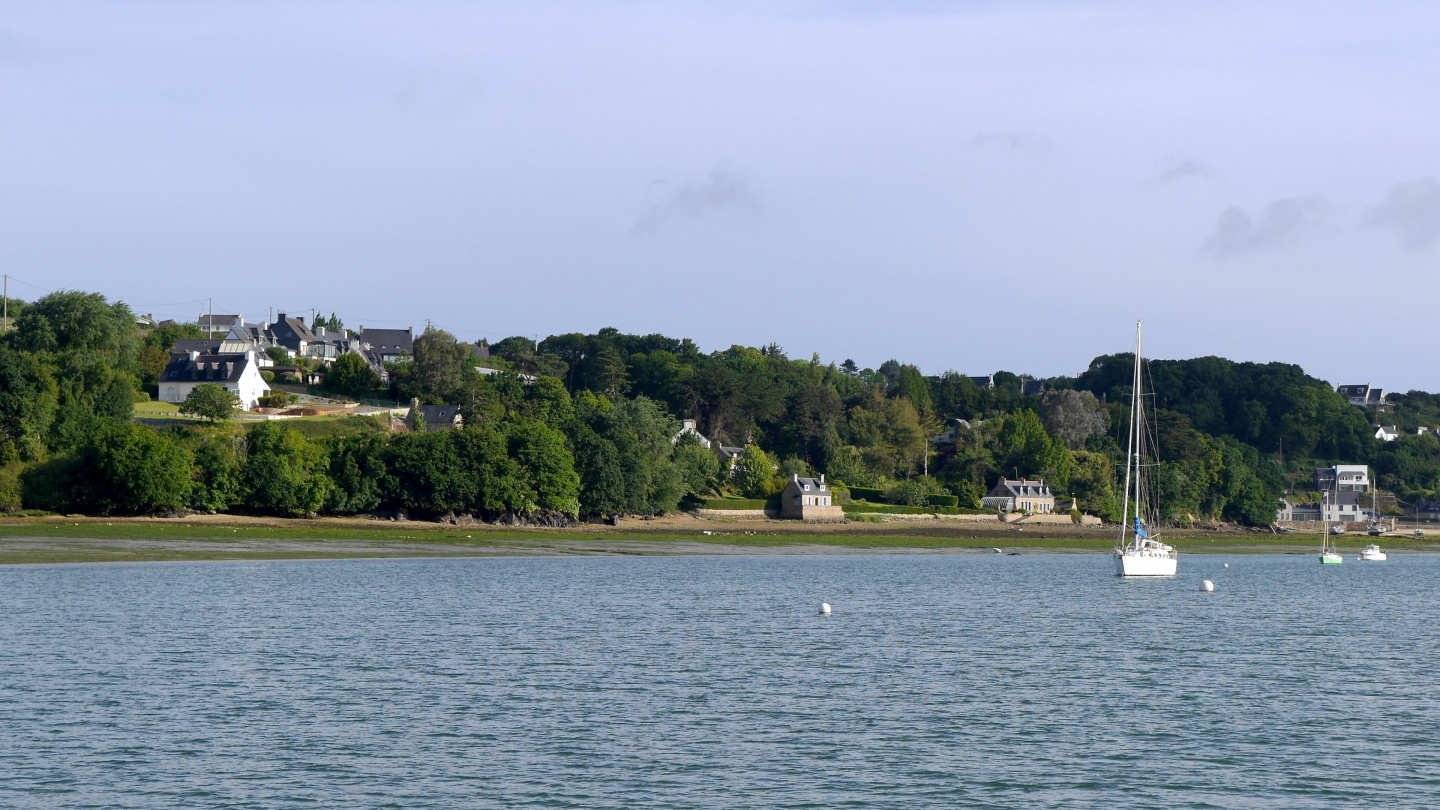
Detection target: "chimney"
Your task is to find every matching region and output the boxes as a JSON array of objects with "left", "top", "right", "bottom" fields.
[
  {"left": 189, "top": 350, "right": 200, "bottom": 361},
  {"left": 793, "top": 473, "right": 799, "bottom": 483},
  {"left": 820, "top": 474, "right": 825, "bottom": 484},
  {"left": 411, "top": 397, "right": 421, "bottom": 413}
]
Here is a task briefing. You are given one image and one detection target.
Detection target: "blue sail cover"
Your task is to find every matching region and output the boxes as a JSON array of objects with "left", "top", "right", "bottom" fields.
[{"left": 1134, "top": 516, "right": 1148, "bottom": 538}]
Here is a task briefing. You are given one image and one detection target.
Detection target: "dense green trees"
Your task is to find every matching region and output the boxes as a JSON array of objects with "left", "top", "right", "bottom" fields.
[
  {"left": 3, "top": 288, "right": 1439, "bottom": 526},
  {"left": 323, "top": 352, "right": 380, "bottom": 399}
]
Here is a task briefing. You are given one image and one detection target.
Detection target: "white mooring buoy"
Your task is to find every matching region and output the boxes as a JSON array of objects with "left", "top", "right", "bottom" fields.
[
  {"left": 1200, "top": 580, "right": 1215, "bottom": 592},
  {"left": 819, "top": 602, "right": 832, "bottom": 615},
  {"left": 1223, "top": 563, "right": 1229, "bottom": 568}
]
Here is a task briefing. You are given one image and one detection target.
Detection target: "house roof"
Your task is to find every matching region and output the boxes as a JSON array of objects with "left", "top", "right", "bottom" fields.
[
  {"left": 413, "top": 404, "right": 461, "bottom": 425},
  {"left": 159, "top": 351, "right": 258, "bottom": 384},
  {"left": 271, "top": 313, "right": 316, "bottom": 349},
  {"left": 197, "top": 313, "right": 243, "bottom": 330},
  {"left": 987, "top": 478, "right": 1052, "bottom": 499},
  {"left": 359, "top": 327, "right": 413, "bottom": 354},
  {"left": 173, "top": 338, "right": 223, "bottom": 354},
  {"left": 783, "top": 475, "right": 828, "bottom": 494},
  {"left": 1021, "top": 380, "right": 1044, "bottom": 395}
]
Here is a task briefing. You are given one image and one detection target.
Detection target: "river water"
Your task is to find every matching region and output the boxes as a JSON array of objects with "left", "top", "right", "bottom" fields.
[{"left": 1, "top": 553, "right": 1437, "bottom": 808}]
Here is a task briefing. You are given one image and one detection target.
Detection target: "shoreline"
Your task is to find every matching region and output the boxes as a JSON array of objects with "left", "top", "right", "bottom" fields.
[{"left": 0, "top": 514, "right": 1434, "bottom": 565}]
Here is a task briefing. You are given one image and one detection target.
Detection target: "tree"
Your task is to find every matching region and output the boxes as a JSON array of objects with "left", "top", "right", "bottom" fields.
[
  {"left": 733, "top": 445, "right": 775, "bottom": 497},
  {"left": 505, "top": 417, "right": 581, "bottom": 515},
  {"left": 324, "top": 352, "right": 379, "bottom": 399},
  {"left": 78, "top": 420, "right": 193, "bottom": 514},
  {"left": 674, "top": 437, "right": 719, "bottom": 496},
  {"left": 405, "top": 326, "right": 471, "bottom": 403},
  {"left": 266, "top": 346, "right": 291, "bottom": 365},
  {"left": 180, "top": 383, "right": 241, "bottom": 422},
  {"left": 240, "top": 423, "right": 332, "bottom": 515},
  {"left": 13, "top": 290, "right": 138, "bottom": 364},
  {"left": 997, "top": 409, "right": 1072, "bottom": 489},
  {"left": 321, "top": 434, "right": 388, "bottom": 514},
  {"left": 1039, "top": 389, "right": 1109, "bottom": 450}
]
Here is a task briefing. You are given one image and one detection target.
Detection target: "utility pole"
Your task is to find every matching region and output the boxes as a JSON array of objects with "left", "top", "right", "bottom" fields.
[{"left": 208, "top": 297, "right": 213, "bottom": 337}]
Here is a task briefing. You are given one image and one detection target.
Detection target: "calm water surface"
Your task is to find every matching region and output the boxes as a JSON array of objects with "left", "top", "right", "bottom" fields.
[{"left": 1, "top": 553, "right": 1437, "bottom": 808}]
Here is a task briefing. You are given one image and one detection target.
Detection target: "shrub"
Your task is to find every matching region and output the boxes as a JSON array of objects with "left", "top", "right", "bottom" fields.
[
  {"left": 261, "top": 370, "right": 275, "bottom": 383},
  {"left": 885, "top": 479, "right": 930, "bottom": 506},
  {"left": 0, "top": 462, "right": 24, "bottom": 512},
  {"left": 257, "top": 391, "right": 294, "bottom": 409},
  {"left": 21, "top": 457, "right": 84, "bottom": 512},
  {"left": 702, "top": 498, "right": 768, "bottom": 510},
  {"left": 849, "top": 486, "right": 886, "bottom": 503},
  {"left": 1070, "top": 508, "right": 1083, "bottom": 523},
  {"left": 927, "top": 494, "right": 959, "bottom": 508}
]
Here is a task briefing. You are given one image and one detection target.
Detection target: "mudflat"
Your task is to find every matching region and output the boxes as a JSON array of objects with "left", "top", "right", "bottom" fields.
[{"left": 0, "top": 514, "right": 1433, "bottom": 565}]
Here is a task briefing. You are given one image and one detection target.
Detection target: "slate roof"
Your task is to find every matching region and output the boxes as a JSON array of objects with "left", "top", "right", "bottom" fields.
[
  {"left": 987, "top": 479, "right": 1052, "bottom": 499},
  {"left": 1021, "top": 380, "right": 1044, "bottom": 396},
  {"left": 160, "top": 352, "right": 256, "bottom": 384},
  {"left": 173, "top": 339, "right": 224, "bottom": 354},
  {"left": 271, "top": 313, "right": 316, "bottom": 351},
  {"left": 410, "top": 404, "right": 462, "bottom": 429},
  {"left": 359, "top": 327, "right": 413, "bottom": 355},
  {"left": 784, "top": 476, "right": 829, "bottom": 494}
]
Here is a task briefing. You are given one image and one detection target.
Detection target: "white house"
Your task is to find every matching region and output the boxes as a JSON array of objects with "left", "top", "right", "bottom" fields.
[
  {"left": 159, "top": 350, "right": 270, "bottom": 410},
  {"left": 1375, "top": 425, "right": 1399, "bottom": 442},
  {"left": 672, "top": 419, "right": 711, "bottom": 448}
]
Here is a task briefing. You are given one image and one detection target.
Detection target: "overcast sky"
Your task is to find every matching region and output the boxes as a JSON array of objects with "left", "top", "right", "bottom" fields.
[{"left": 2, "top": 1, "right": 1438, "bottom": 389}]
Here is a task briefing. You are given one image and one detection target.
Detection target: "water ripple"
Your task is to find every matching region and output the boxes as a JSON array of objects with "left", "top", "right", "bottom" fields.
[{"left": 0, "top": 554, "right": 1437, "bottom": 808}]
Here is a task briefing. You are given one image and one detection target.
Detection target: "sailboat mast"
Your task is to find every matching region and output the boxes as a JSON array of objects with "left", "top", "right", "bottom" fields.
[{"left": 1118, "top": 321, "right": 1140, "bottom": 548}]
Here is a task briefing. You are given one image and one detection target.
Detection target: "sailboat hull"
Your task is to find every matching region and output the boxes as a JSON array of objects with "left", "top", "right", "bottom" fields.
[{"left": 1115, "top": 553, "right": 1178, "bottom": 577}]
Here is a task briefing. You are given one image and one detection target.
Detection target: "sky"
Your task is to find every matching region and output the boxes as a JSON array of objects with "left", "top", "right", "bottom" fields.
[{"left": 2, "top": 1, "right": 1438, "bottom": 389}]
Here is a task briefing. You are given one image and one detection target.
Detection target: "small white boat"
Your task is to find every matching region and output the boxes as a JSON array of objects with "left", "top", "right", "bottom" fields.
[{"left": 1359, "top": 544, "right": 1387, "bottom": 561}]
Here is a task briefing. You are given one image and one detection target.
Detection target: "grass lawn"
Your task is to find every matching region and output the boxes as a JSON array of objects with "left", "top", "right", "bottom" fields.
[{"left": 134, "top": 400, "right": 182, "bottom": 414}]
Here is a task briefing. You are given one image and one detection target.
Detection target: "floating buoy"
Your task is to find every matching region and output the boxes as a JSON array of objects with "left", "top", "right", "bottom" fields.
[
  {"left": 819, "top": 602, "right": 832, "bottom": 615},
  {"left": 1200, "top": 580, "right": 1215, "bottom": 592},
  {"left": 1223, "top": 563, "right": 1229, "bottom": 568}
]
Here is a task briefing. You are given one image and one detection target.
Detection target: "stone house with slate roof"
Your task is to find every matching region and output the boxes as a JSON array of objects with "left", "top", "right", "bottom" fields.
[
  {"left": 270, "top": 313, "right": 317, "bottom": 356},
  {"left": 780, "top": 474, "right": 845, "bottom": 522},
  {"left": 159, "top": 349, "right": 270, "bottom": 410},
  {"left": 357, "top": 326, "right": 414, "bottom": 365},
  {"left": 982, "top": 478, "right": 1055, "bottom": 514},
  {"left": 407, "top": 398, "right": 463, "bottom": 431}
]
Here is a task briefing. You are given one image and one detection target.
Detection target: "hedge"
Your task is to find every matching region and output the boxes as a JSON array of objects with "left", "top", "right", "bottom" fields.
[
  {"left": 703, "top": 498, "right": 770, "bottom": 510},
  {"left": 842, "top": 503, "right": 991, "bottom": 516},
  {"left": 927, "top": 494, "right": 959, "bottom": 508},
  {"left": 848, "top": 487, "right": 887, "bottom": 503}
]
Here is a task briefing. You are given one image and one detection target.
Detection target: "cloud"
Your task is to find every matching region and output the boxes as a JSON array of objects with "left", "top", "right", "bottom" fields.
[
  {"left": 631, "top": 169, "right": 760, "bottom": 236},
  {"left": 1203, "top": 196, "right": 1327, "bottom": 257},
  {"left": 1361, "top": 176, "right": 1440, "bottom": 251},
  {"left": 970, "top": 130, "right": 1052, "bottom": 157},
  {"left": 1157, "top": 157, "right": 1208, "bottom": 184}
]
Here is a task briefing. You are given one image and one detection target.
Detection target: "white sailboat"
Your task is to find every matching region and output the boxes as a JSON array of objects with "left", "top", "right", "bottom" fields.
[
  {"left": 1320, "top": 490, "right": 1343, "bottom": 564},
  {"left": 1114, "top": 321, "right": 1178, "bottom": 578}
]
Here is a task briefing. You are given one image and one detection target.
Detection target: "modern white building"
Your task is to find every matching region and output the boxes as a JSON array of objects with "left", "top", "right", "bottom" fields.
[
  {"left": 159, "top": 350, "right": 270, "bottom": 410},
  {"left": 1315, "top": 464, "right": 1371, "bottom": 493},
  {"left": 1278, "top": 493, "right": 1375, "bottom": 523}
]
